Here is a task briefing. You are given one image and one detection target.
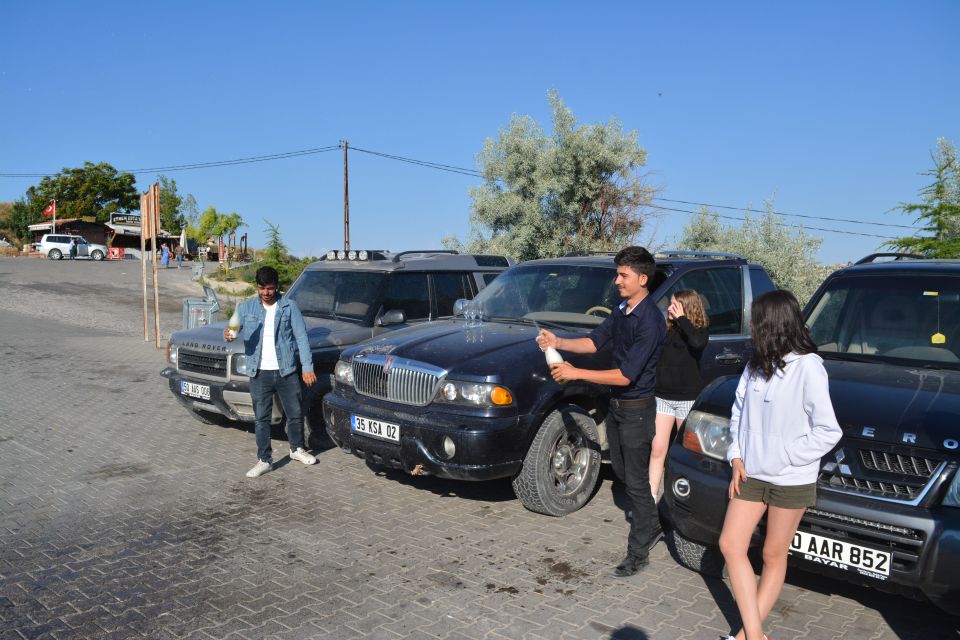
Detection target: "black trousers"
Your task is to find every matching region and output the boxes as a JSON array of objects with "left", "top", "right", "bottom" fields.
[{"left": 606, "top": 397, "right": 658, "bottom": 559}]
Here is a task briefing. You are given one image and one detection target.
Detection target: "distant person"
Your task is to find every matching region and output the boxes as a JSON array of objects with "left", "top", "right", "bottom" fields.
[
  {"left": 68, "top": 237, "right": 77, "bottom": 260},
  {"left": 160, "top": 243, "right": 171, "bottom": 268},
  {"left": 536, "top": 246, "right": 666, "bottom": 578},
  {"left": 650, "top": 289, "right": 709, "bottom": 500},
  {"left": 718, "top": 290, "right": 842, "bottom": 640},
  {"left": 223, "top": 266, "right": 318, "bottom": 478},
  {"left": 174, "top": 244, "right": 184, "bottom": 268}
]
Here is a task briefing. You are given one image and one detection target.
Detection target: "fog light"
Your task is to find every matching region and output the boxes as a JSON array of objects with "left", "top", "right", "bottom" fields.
[
  {"left": 673, "top": 477, "right": 691, "bottom": 499},
  {"left": 442, "top": 436, "right": 456, "bottom": 459},
  {"left": 358, "top": 250, "right": 369, "bottom": 260},
  {"left": 326, "top": 250, "right": 337, "bottom": 260},
  {"left": 348, "top": 250, "right": 357, "bottom": 260},
  {"left": 337, "top": 250, "right": 346, "bottom": 260}
]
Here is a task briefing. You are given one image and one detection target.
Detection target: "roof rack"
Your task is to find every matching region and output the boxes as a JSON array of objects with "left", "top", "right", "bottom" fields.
[
  {"left": 655, "top": 250, "right": 745, "bottom": 260},
  {"left": 853, "top": 252, "right": 924, "bottom": 265},
  {"left": 392, "top": 249, "right": 459, "bottom": 262}
]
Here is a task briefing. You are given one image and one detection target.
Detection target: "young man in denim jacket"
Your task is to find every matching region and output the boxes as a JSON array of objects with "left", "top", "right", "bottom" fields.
[{"left": 224, "top": 266, "right": 318, "bottom": 478}]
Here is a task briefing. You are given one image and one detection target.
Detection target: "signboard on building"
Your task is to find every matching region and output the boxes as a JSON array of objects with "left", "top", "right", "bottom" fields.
[{"left": 110, "top": 213, "right": 141, "bottom": 226}]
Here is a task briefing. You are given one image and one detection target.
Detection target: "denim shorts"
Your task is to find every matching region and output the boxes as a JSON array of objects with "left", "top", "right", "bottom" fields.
[
  {"left": 736, "top": 478, "right": 817, "bottom": 509},
  {"left": 655, "top": 397, "right": 695, "bottom": 420}
]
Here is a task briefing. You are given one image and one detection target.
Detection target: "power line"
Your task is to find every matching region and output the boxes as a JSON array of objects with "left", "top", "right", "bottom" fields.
[{"left": 348, "top": 146, "right": 483, "bottom": 177}]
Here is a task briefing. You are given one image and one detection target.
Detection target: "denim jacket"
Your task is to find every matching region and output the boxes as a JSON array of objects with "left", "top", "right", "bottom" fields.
[{"left": 236, "top": 294, "right": 314, "bottom": 378}]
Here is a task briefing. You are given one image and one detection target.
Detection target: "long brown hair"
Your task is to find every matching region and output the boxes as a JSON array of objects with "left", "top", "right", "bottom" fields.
[
  {"left": 669, "top": 289, "right": 709, "bottom": 330},
  {"left": 747, "top": 289, "right": 817, "bottom": 380}
]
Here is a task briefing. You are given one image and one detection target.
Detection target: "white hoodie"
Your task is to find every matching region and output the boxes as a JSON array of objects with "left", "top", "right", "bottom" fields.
[{"left": 726, "top": 352, "right": 842, "bottom": 486}]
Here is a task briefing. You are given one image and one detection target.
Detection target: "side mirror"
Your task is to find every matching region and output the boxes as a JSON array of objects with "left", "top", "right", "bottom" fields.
[
  {"left": 453, "top": 298, "right": 468, "bottom": 316},
  {"left": 376, "top": 309, "right": 406, "bottom": 327}
]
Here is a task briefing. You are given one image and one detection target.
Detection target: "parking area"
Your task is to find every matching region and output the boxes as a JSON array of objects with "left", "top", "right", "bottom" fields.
[{"left": 0, "top": 257, "right": 956, "bottom": 640}]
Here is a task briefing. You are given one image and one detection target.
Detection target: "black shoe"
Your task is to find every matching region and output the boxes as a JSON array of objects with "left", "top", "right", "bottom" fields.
[{"left": 612, "top": 554, "right": 649, "bottom": 577}]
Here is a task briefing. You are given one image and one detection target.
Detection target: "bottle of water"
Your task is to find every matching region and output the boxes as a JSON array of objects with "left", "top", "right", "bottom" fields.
[
  {"left": 227, "top": 308, "right": 240, "bottom": 340},
  {"left": 544, "top": 346, "right": 567, "bottom": 384}
]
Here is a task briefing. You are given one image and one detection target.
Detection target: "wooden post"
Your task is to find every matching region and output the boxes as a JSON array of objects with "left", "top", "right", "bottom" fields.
[
  {"left": 140, "top": 193, "right": 149, "bottom": 341},
  {"left": 342, "top": 140, "right": 350, "bottom": 251},
  {"left": 150, "top": 184, "right": 161, "bottom": 350}
]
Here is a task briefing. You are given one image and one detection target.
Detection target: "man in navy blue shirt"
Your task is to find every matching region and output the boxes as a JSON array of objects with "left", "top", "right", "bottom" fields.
[{"left": 537, "top": 246, "right": 666, "bottom": 576}]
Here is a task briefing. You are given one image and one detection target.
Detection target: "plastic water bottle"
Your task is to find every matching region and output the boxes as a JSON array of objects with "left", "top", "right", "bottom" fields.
[
  {"left": 227, "top": 309, "right": 240, "bottom": 340},
  {"left": 544, "top": 346, "right": 567, "bottom": 384}
]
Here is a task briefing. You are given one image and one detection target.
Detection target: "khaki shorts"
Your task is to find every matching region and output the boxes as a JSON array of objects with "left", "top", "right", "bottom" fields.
[{"left": 735, "top": 478, "right": 816, "bottom": 509}]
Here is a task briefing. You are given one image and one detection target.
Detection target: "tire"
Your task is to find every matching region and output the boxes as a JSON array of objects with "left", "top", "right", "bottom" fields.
[
  {"left": 666, "top": 527, "right": 726, "bottom": 578},
  {"left": 512, "top": 406, "right": 601, "bottom": 516},
  {"left": 48, "top": 249, "right": 62, "bottom": 260},
  {"left": 91, "top": 249, "right": 104, "bottom": 261}
]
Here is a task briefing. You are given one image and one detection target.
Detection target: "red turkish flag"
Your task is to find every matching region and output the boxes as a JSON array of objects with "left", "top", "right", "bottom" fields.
[{"left": 42, "top": 200, "right": 55, "bottom": 218}]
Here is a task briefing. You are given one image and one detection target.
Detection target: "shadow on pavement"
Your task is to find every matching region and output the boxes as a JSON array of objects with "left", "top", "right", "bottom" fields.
[
  {"left": 369, "top": 466, "right": 518, "bottom": 503},
  {"left": 608, "top": 626, "right": 649, "bottom": 639}
]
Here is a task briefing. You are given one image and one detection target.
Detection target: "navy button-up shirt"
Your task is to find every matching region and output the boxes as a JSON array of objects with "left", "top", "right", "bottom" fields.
[{"left": 588, "top": 294, "right": 666, "bottom": 399}]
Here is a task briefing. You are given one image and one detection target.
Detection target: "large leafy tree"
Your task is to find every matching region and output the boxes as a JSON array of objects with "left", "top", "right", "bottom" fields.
[
  {"left": 196, "top": 206, "right": 245, "bottom": 239},
  {"left": 449, "top": 91, "right": 655, "bottom": 260},
  {"left": 157, "top": 175, "right": 188, "bottom": 233},
  {"left": 26, "top": 162, "right": 138, "bottom": 222},
  {"left": 678, "top": 204, "right": 832, "bottom": 304},
  {"left": 885, "top": 138, "right": 960, "bottom": 258}
]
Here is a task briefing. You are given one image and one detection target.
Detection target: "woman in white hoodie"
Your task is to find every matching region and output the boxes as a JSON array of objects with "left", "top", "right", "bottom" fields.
[{"left": 719, "top": 290, "right": 842, "bottom": 640}]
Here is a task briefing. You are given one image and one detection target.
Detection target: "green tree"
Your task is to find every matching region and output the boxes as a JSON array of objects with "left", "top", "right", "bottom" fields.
[
  {"left": 156, "top": 175, "right": 187, "bottom": 233},
  {"left": 448, "top": 91, "right": 655, "bottom": 260},
  {"left": 196, "top": 206, "right": 245, "bottom": 238},
  {"left": 258, "top": 220, "right": 305, "bottom": 288},
  {"left": 885, "top": 138, "right": 960, "bottom": 258},
  {"left": 678, "top": 203, "right": 832, "bottom": 304},
  {"left": 3, "top": 200, "right": 41, "bottom": 244},
  {"left": 26, "top": 162, "right": 138, "bottom": 222}
]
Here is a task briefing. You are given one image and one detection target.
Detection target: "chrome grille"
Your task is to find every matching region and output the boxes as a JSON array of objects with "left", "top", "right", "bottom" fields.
[
  {"left": 352, "top": 354, "right": 444, "bottom": 406},
  {"left": 819, "top": 445, "right": 947, "bottom": 505},
  {"left": 859, "top": 450, "right": 939, "bottom": 478},
  {"left": 178, "top": 350, "right": 229, "bottom": 379}
]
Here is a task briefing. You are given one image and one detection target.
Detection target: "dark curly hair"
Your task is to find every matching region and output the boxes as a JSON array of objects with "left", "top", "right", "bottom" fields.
[{"left": 747, "top": 290, "right": 816, "bottom": 380}]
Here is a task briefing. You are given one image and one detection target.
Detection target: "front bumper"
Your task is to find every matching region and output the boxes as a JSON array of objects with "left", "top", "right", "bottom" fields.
[
  {"left": 161, "top": 367, "right": 264, "bottom": 423},
  {"left": 662, "top": 442, "right": 960, "bottom": 610},
  {"left": 322, "top": 388, "right": 538, "bottom": 481}
]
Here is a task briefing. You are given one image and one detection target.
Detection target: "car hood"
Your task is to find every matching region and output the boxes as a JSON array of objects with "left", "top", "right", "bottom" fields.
[
  {"left": 823, "top": 358, "right": 960, "bottom": 453},
  {"left": 346, "top": 319, "right": 604, "bottom": 383},
  {"left": 171, "top": 316, "right": 375, "bottom": 353}
]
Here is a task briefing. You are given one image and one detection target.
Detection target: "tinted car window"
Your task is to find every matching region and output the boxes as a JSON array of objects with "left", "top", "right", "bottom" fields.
[
  {"left": 659, "top": 267, "right": 744, "bottom": 335},
  {"left": 383, "top": 273, "right": 430, "bottom": 321},
  {"left": 749, "top": 266, "right": 777, "bottom": 298},
  {"left": 432, "top": 273, "right": 471, "bottom": 317},
  {"left": 286, "top": 271, "right": 387, "bottom": 323}
]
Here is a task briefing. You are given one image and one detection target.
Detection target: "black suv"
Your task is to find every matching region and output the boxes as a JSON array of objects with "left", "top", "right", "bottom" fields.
[
  {"left": 662, "top": 254, "right": 960, "bottom": 613},
  {"left": 322, "top": 251, "right": 777, "bottom": 515},
  {"left": 161, "top": 250, "right": 509, "bottom": 442}
]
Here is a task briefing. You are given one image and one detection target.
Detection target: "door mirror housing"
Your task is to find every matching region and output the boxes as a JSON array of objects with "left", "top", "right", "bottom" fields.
[
  {"left": 376, "top": 309, "right": 406, "bottom": 327},
  {"left": 453, "top": 298, "right": 468, "bottom": 316}
]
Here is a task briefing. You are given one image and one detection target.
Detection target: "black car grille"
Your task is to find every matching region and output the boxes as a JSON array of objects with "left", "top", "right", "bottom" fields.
[
  {"left": 352, "top": 355, "right": 444, "bottom": 406},
  {"left": 819, "top": 445, "right": 946, "bottom": 504},
  {"left": 178, "top": 350, "right": 229, "bottom": 379},
  {"left": 799, "top": 509, "right": 926, "bottom": 573}
]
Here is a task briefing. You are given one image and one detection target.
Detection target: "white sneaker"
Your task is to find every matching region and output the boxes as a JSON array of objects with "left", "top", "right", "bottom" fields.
[
  {"left": 290, "top": 448, "right": 317, "bottom": 465},
  {"left": 246, "top": 460, "right": 272, "bottom": 478}
]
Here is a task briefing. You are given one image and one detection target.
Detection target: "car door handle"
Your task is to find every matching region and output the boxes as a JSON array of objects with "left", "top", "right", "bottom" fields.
[{"left": 715, "top": 352, "right": 744, "bottom": 364}]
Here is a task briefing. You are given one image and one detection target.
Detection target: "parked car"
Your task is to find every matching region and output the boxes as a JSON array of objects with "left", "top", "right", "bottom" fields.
[
  {"left": 323, "top": 251, "right": 777, "bottom": 515},
  {"left": 36, "top": 234, "right": 107, "bottom": 261},
  {"left": 661, "top": 253, "right": 960, "bottom": 614},
  {"left": 161, "top": 250, "right": 510, "bottom": 445}
]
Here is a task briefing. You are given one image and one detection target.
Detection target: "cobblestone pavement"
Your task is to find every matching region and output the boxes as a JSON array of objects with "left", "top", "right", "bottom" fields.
[{"left": 0, "top": 257, "right": 957, "bottom": 639}]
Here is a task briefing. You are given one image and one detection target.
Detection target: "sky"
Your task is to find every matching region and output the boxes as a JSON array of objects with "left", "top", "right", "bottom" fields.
[{"left": 2, "top": 1, "right": 957, "bottom": 264}]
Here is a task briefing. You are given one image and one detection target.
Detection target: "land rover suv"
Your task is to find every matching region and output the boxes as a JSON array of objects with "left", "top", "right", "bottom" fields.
[
  {"left": 160, "top": 250, "right": 509, "bottom": 442},
  {"left": 662, "top": 254, "right": 960, "bottom": 613},
  {"left": 323, "top": 251, "right": 776, "bottom": 516}
]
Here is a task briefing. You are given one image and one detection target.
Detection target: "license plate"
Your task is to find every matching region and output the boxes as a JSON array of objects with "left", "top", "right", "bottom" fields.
[
  {"left": 351, "top": 414, "right": 400, "bottom": 442},
  {"left": 790, "top": 530, "right": 891, "bottom": 578},
  {"left": 180, "top": 381, "right": 211, "bottom": 401}
]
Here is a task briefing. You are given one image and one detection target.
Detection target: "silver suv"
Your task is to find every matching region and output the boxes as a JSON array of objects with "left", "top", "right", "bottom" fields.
[{"left": 36, "top": 234, "right": 107, "bottom": 261}]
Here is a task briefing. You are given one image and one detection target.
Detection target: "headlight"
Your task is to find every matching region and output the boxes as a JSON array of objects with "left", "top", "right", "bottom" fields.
[
  {"left": 167, "top": 341, "right": 178, "bottom": 365},
  {"left": 232, "top": 354, "right": 250, "bottom": 376},
  {"left": 435, "top": 380, "right": 513, "bottom": 407},
  {"left": 334, "top": 360, "right": 354, "bottom": 387},
  {"left": 681, "top": 410, "right": 732, "bottom": 460},
  {"left": 943, "top": 467, "right": 960, "bottom": 507}
]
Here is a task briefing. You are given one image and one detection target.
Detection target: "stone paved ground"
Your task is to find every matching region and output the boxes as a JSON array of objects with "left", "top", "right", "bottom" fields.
[{"left": 0, "top": 256, "right": 957, "bottom": 640}]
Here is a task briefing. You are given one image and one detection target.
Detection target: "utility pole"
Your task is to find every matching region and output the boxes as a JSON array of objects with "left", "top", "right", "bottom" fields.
[{"left": 342, "top": 140, "right": 350, "bottom": 251}]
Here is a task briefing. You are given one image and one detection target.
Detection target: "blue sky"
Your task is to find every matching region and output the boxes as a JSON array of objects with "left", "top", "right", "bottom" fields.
[{"left": 2, "top": 1, "right": 957, "bottom": 264}]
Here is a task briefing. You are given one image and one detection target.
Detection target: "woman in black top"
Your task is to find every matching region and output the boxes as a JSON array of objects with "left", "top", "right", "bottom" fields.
[{"left": 650, "top": 289, "right": 710, "bottom": 500}]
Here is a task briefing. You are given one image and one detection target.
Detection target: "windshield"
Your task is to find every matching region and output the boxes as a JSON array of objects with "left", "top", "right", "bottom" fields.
[
  {"left": 286, "top": 270, "right": 387, "bottom": 323},
  {"left": 807, "top": 274, "right": 960, "bottom": 368},
  {"left": 471, "top": 264, "right": 626, "bottom": 328}
]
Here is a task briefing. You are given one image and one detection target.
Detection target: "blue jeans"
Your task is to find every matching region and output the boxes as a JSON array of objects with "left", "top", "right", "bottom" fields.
[
  {"left": 606, "top": 397, "right": 658, "bottom": 559},
  {"left": 249, "top": 369, "right": 305, "bottom": 462}
]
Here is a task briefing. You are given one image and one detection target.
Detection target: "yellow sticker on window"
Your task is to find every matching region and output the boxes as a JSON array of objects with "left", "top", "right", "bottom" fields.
[
  {"left": 932, "top": 333, "right": 946, "bottom": 344},
  {"left": 923, "top": 291, "right": 939, "bottom": 296}
]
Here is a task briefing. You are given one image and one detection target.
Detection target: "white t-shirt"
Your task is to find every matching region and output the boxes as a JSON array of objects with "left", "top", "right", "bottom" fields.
[{"left": 259, "top": 302, "right": 280, "bottom": 370}]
